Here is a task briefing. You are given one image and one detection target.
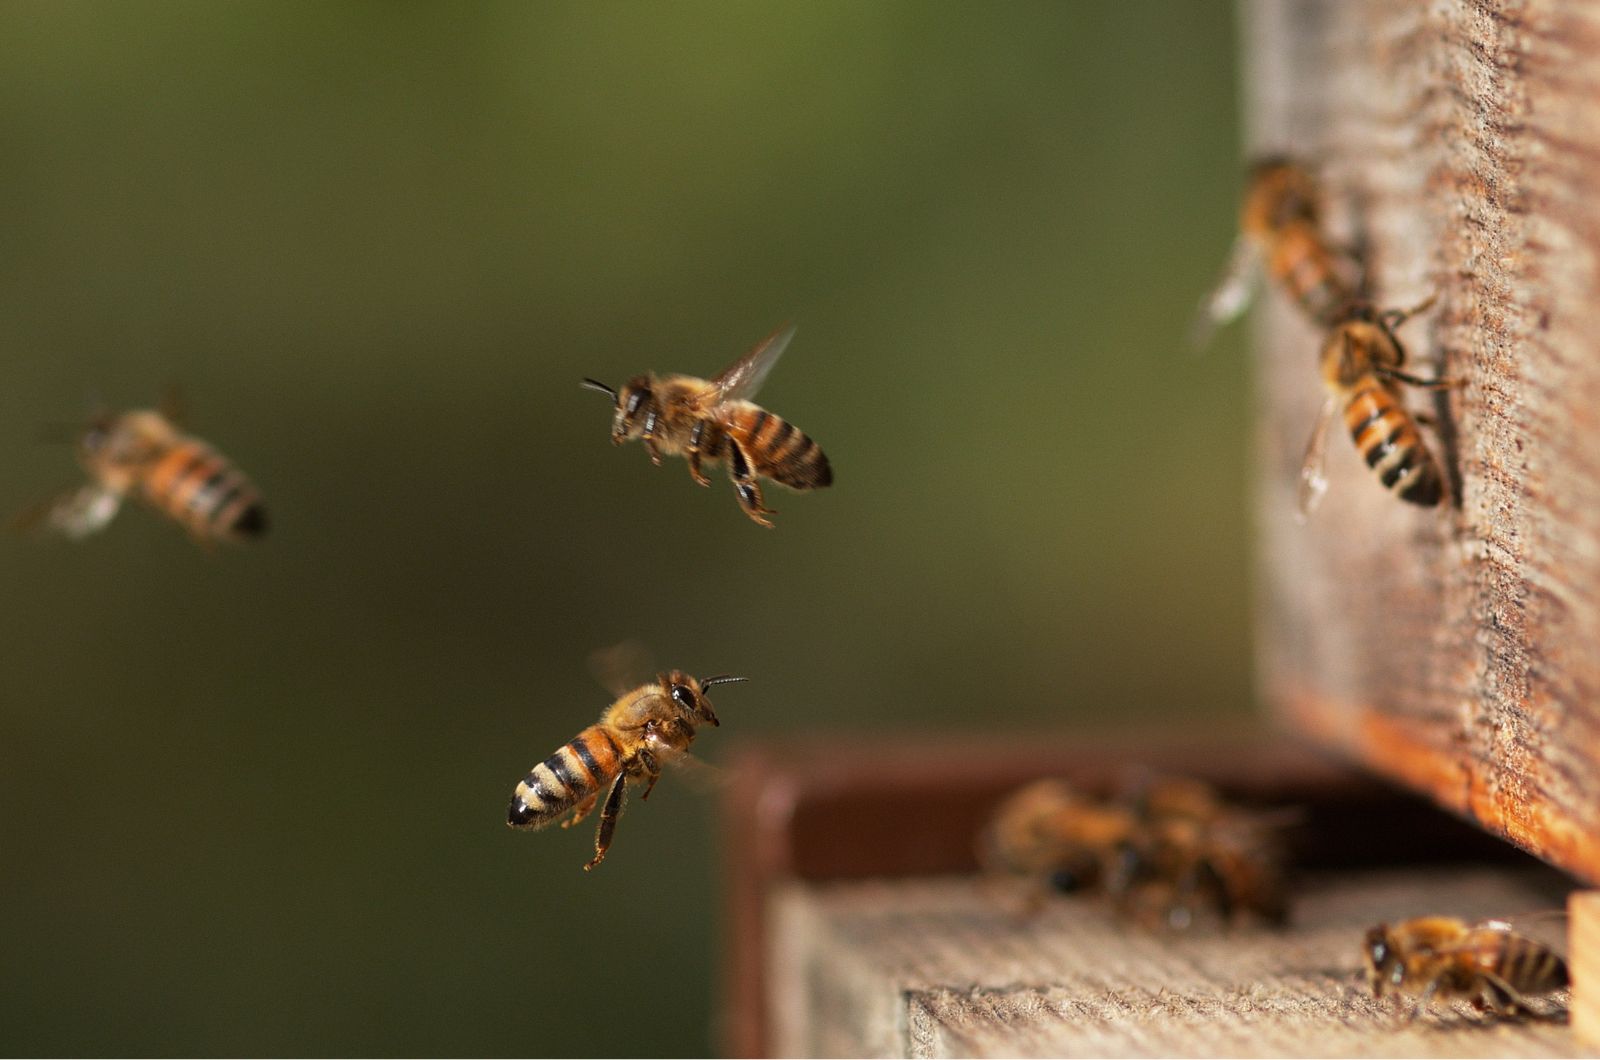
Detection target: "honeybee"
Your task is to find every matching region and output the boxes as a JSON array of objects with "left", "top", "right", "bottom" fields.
[
  {"left": 980, "top": 774, "right": 1293, "bottom": 929},
  {"left": 1298, "top": 297, "right": 1453, "bottom": 516},
  {"left": 506, "top": 668, "right": 745, "bottom": 871},
  {"left": 17, "top": 399, "right": 267, "bottom": 546},
  {"left": 979, "top": 779, "right": 1139, "bottom": 895},
  {"left": 1364, "top": 917, "right": 1570, "bottom": 1019},
  {"left": 1194, "top": 157, "right": 1360, "bottom": 346},
  {"left": 581, "top": 323, "right": 833, "bottom": 527}
]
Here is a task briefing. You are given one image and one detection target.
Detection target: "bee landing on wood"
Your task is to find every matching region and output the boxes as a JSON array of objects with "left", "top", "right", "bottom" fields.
[
  {"left": 1193, "top": 156, "right": 1360, "bottom": 348},
  {"left": 1298, "top": 296, "right": 1457, "bottom": 517},
  {"left": 506, "top": 668, "right": 745, "bottom": 871},
  {"left": 581, "top": 323, "right": 833, "bottom": 527},
  {"left": 15, "top": 398, "right": 267, "bottom": 547},
  {"left": 1363, "top": 917, "right": 1570, "bottom": 1021}
]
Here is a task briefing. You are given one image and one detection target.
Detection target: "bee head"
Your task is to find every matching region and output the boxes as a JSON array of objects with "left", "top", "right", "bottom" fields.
[
  {"left": 666, "top": 672, "right": 747, "bottom": 728},
  {"left": 582, "top": 376, "right": 655, "bottom": 444},
  {"left": 1363, "top": 924, "right": 1398, "bottom": 996}
]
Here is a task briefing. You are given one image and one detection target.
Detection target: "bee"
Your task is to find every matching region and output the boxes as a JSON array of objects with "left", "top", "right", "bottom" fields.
[
  {"left": 980, "top": 774, "right": 1293, "bottom": 930},
  {"left": 1298, "top": 297, "right": 1454, "bottom": 516},
  {"left": 979, "top": 779, "right": 1139, "bottom": 895},
  {"left": 1364, "top": 917, "right": 1570, "bottom": 1019},
  {"left": 581, "top": 323, "right": 833, "bottom": 527},
  {"left": 1194, "top": 157, "right": 1359, "bottom": 346},
  {"left": 18, "top": 398, "right": 267, "bottom": 546},
  {"left": 506, "top": 668, "right": 745, "bottom": 871}
]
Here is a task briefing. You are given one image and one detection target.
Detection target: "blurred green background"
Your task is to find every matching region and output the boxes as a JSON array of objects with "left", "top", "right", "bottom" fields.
[{"left": 0, "top": 2, "right": 1248, "bottom": 1055}]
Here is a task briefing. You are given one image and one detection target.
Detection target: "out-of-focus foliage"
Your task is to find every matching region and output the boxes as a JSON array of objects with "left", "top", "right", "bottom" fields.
[{"left": 0, "top": 2, "right": 1246, "bottom": 1054}]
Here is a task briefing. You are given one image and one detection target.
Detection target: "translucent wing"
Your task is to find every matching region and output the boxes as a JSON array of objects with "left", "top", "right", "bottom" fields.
[
  {"left": 708, "top": 322, "right": 796, "bottom": 406},
  {"left": 1189, "top": 236, "right": 1259, "bottom": 352},
  {"left": 12, "top": 484, "right": 123, "bottom": 539},
  {"left": 587, "top": 640, "right": 658, "bottom": 698},
  {"left": 1296, "top": 396, "right": 1338, "bottom": 522}
]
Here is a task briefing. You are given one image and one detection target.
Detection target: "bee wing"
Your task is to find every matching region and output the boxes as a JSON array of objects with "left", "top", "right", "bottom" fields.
[
  {"left": 1472, "top": 912, "right": 1571, "bottom": 953},
  {"left": 1189, "top": 236, "right": 1259, "bottom": 351},
  {"left": 706, "top": 322, "right": 796, "bottom": 407},
  {"left": 587, "top": 640, "right": 658, "bottom": 698},
  {"left": 1296, "top": 395, "right": 1339, "bottom": 522},
  {"left": 664, "top": 750, "right": 729, "bottom": 794},
  {"left": 11, "top": 484, "right": 123, "bottom": 539}
]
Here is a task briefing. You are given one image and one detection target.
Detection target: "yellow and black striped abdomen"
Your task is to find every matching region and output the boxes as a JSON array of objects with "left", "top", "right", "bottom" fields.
[
  {"left": 507, "top": 725, "right": 624, "bottom": 829},
  {"left": 1342, "top": 379, "right": 1442, "bottom": 506},
  {"left": 1268, "top": 223, "right": 1350, "bottom": 326},
  {"left": 725, "top": 407, "right": 833, "bottom": 490},
  {"left": 142, "top": 439, "right": 268, "bottom": 541}
]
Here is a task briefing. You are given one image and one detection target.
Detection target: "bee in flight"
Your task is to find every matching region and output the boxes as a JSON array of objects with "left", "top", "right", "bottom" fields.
[
  {"left": 1193, "top": 156, "right": 1359, "bottom": 346},
  {"left": 1299, "top": 297, "right": 1454, "bottom": 516},
  {"left": 1364, "top": 916, "right": 1569, "bottom": 1020},
  {"left": 16, "top": 396, "right": 267, "bottom": 546},
  {"left": 506, "top": 660, "right": 745, "bottom": 871},
  {"left": 581, "top": 323, "right": 833, "bottom": 527}
]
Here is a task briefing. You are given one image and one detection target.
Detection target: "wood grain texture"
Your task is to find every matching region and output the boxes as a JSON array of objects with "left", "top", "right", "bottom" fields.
[
  {"left": 1246, "top": 0, "right": 1600, "bottom": 883},
  {"left": 1575, "top": 891, "right": 1600, "bottom": 1047},
  {"left": 770, "top": 869, "right": 1579, "bottom": 1058}
]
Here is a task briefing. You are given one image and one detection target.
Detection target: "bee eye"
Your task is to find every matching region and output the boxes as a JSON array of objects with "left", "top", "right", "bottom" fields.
[{"left": 670, "top": 685, "right": 696, "bottom": 712}]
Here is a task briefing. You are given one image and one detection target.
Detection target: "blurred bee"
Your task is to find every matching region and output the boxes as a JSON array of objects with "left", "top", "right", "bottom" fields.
[
  {"left": 17, "top": 397, "right": 267, "bottom": 546},
  {"left": 1364, "top": 917, "right": 1569, "bottom": 1019},
  {"left": 980, "top": 774, "right": 1293, "bottom": 930},
  {"left": 581, "top": 323, "right": 833, "bottom": 527},
  {"left": 506, "top": 664, "right": 745, "bottom": 871},
  {"left": 1194, "top": 156, "right": 1359, "bottom": 347},
  {"left": 1298, "top": 297, "right": 1453, "bottom": 516}
]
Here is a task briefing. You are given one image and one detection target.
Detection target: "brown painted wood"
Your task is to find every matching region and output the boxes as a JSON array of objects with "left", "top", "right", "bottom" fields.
[{"left": 1246, "top": 0, "right": 1600, "bottom": 885}]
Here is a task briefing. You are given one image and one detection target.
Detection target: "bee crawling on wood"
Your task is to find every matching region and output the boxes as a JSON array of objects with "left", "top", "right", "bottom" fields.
[
  {"left": 1193, "top": 156, "right": 1360, "bottom": 347},
  {"left": 1299, "top": 295, "right": 1458, "bottom": 516},
  {"left": 581, "top": 323, "right": 833, "bottom": 527},
  {"left": 506, "top": 645, "right": 745, "bottom": 871},
  {"left": 15, "top": 392, "right": 267, "bottom": 547},
  {"left": 1363, "top": 916, "right": 1570, "bottom": 1021}
]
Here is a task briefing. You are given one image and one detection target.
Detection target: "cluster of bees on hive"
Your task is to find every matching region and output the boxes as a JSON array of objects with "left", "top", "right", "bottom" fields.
[{"left": 15, "top": 157, "right": 1569, "bottom": 1024}]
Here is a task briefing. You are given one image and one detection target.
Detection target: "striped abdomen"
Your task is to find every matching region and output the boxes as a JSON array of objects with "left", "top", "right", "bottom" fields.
[
  {"left": 1267, "top": 223, "right": 1351, "bottom": 326},
  {"left": 722, "top": 406, "right": 832, "bottom": 490},
  {"left": 1342, "top": 378, "right": 1442, "bottom": 506},
  {"left": 141, "top": 439, "right": 268, "bottom": 541},
  {"left": 507, "top": 725, "right": 624, "bottom": 829},
  {"left": 1487, "top": 932, "right": 1570, "bottom": 997}
]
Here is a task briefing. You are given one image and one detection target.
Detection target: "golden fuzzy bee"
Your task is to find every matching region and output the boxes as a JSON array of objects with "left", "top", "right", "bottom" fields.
[
  {"left": 1195, "top": 156, "right": 1359, "bottom": 345},
  {"left": 18, "top": 399, "right": 267, "bottom": 546},
  {"left": 1364, "top": 917, "right": 1569, "bottom": 1019},
  {"left": 581, "top": 323, "right": 833, "bottom": 527},
  {"left": 1298, "top": 298, "right": 1452, "bottom": 516},
  {"left": 506, "top": 667, "right": 745, "bottom": 871}
]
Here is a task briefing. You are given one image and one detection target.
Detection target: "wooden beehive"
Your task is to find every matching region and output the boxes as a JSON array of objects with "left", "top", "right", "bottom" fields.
[{"left": 1247, "top": 0, "right": 1600, "bottom": 887}]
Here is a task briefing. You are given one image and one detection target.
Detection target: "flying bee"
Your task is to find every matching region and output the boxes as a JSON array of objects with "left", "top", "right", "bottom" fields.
[
  {"left": 17, "top": 397, "right": 267, "bottom": 546},
  {"left": 1364, "top": 917, "right": 1570, "bottom": 1020},
  {"left": 506, "top": 667, "right": 745, "bottom": 871},
  {"left": 1194, "top": 156, "right": 1360, "bottom": 347},
  {"left": 1298, "top": 296, "right": 1455, "bottom": 516},
  {"left": 581, "top": 322, "right": 833, "bottom": 527}
]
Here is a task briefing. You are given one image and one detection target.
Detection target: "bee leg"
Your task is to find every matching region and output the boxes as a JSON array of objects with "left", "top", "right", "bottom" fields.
[
  {"left": 584, "top": 773, "right": 629, "bottom": 872},
  {"left": 1378, "top": 365, "right": 1462, "bottom": 391},
  {"left": 640, "top": 410, "right": 664, "bottom": 466},
  {"left": 727, "top": 439, "right": 777, "bottom": 528},
  {"left": 686, "top": 421, "right": 712, "bottom": 486},
  {"left": 637, "top": 748, "right": 661, "bottom": 801},
  {"left": 561, "top": 793, "right": 599, "bottom": 829}
]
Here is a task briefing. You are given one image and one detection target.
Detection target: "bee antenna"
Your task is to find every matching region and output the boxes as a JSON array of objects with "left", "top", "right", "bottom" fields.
[
  {"left": 580, "top": 378, "right": 618, "bottom": 404},
  {"left": 697, "top": 675, "right": 748, "bottom": 691}
]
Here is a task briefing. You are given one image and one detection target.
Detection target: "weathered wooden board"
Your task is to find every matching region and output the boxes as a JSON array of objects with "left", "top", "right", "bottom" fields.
[
  {"left": 1246, "top": 0, "right": 1600, "bottom": 883},
  {"left": 771, "top": 869, "right": 1580, "bottom": 1059}
]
